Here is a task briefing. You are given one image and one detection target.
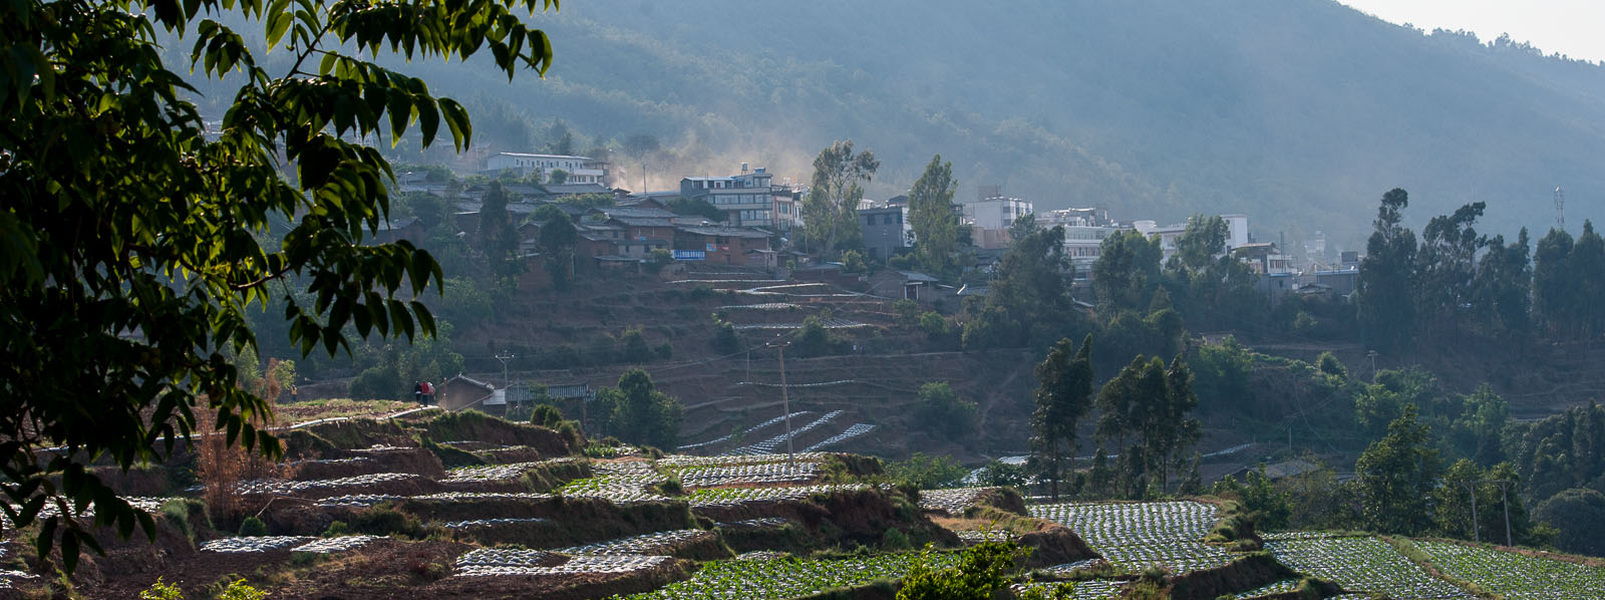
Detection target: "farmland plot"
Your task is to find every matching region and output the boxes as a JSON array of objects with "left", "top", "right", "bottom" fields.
[
  {"left": 804, "top": 423, "right": 875, "bottom": 452},
  {"left": 1030, "top": 500, "right": 1231, "bottom": 573},
  {"left": 725, "top": 411, "right": 846, "bottom": 456},
  {"left": 1011, "top": 579, "right": 1125, "bottom": 600},
  {"left": 687, "top": 484, "right": 869, "bottom": 507},
  {"left": 1265, "top": 536, "right": 1475, "bottom": 599},
  {"left": 555, "top": 529, "right": 715, "bottom": 556},
  {"left": 1413, "top": 539, "right": 1605, "bottom": 600},
  {"left": 619, "top": 552, "right": 958, "bottom": 600},
  {"left": 920, "top": 487, "right": 999, "bottom": 515}
]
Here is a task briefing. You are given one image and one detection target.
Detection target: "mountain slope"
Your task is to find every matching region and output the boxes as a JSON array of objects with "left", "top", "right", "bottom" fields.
[{"left": 400, "top": 0, "right": 1605, "bottom": 246}]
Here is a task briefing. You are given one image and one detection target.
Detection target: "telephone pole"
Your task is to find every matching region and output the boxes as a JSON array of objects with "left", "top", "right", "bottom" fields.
[
  {"left": 767, "top": 338, "right": 795, "bottom": 472},
  {"left": 495, "top": 350, "right": 515, "bottom": 388}
]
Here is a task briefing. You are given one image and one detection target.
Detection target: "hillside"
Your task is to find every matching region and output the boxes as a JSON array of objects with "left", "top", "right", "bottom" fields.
[
  {"left": 19, "top": 407, "right": 1605, "bottom": 599},
  {"left": 377, "top": 0, "right": 1605, "bottom": 247}
]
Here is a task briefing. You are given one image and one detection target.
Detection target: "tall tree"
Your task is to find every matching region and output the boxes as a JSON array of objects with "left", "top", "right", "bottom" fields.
[
  {"left": 1532, "top": 228, "right": 1575, "bottom": 337},
  {"left": 1357, "top": 188, "right": 1419, "bottom": 352},
  {"left": 1355, "top": 404, "right": 1442, "bottom": 535},
  {"left": 801, "top": 140, "right": 878, "bottom": 258},
  {"left": 1571, "top": 221, "right": 1605, "bottom": 338},
  {"left": 908, "top": 154, "right": 963, "bottom": 278},
  {"left": 1031, "top": 335, "right": 1095, "bottom": 502},
  {"left": 960, "top": 216, "right": 1077, "bottom": 350},
  {"left": 1095, "top": 355, "right": 1173, "bottom": 498},
  {"left": 536, "top": 212, "right": 579, "bottom": 290},
  {"left": 0, "top": 0, "right": 556, "bottom": 569},
  {"left": 1415, "top": 202, "right": 1487, "bottom": 340},
  {"left": 479, "top": 182, "right": 522, "bottom": 286},
  {"left": 1472, "top": 228, "right": 1532, "bottom": 340},
  {"left": 594, "top": 369, "right": 684, "bottom": 450},
  {"left": 1092, "top": 229, "right": 1163, "bottom": 314}
]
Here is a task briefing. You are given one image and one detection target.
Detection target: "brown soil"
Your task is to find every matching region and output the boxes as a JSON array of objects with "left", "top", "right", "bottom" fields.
[
  {"left": 1165, "top": 553, "right": 1297, "bottom": 600},
  {"left": 1015, "top": 526, "right": 1098, "bottom": 569},
  {"left": 693, "top": 488, "right": 960, "bottom": 550}
]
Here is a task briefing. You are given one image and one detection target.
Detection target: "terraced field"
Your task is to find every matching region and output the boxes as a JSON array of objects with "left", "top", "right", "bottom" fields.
[{"left": 22, "top": 406, "right": 1598, "bottom": 600}]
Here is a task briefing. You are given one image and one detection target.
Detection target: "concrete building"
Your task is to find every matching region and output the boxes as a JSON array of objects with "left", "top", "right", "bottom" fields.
[
  {"left": 859, "top": 205, "right": 911, "bottom": 262},
  {"left": 680, "top": 165, "right": 797, "bottom": 229},
  {"left": 1134, "top": 214, "right": 1250, "bottom": 262},
  {"left": 965, "top": 194, "right": 1033, "bottom": 231},
  {"left": 483, "top": 152, "right": 609, "bottom": 184}
]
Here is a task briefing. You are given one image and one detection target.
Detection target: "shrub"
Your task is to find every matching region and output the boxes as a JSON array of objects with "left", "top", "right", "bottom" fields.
[
  {"left": 888, "top": 453, "right": 968, "bottom": 489},
  {"left": 216, "top": 580, "right": 267, "bottom": 600},
  {"left": 323, "top": 521, "right": 350, "bottom": 537},
  {"left": 645, "top": 248, "right": 674, "bottom": 273},
  {"left": 350, "top": 507, "right": 430, "bottom": 538},
  {"left": 918, "top": 311, "right": 950, "bottom": 339},
  {"left": 713, "top": 320, "right": 742, "bottom": 354},
  {"left": 530, "top": 404, "right": 565, "bottom": 429},
  {"left": 348, "top": 364, "right": 400, "bottom": 400},
  {"left": 913, "top": 382, "right": 977, "bottom": 439},
  {"left": 237, "top": 516, "right": 268, "bottom": 537},
  {"left": 892, "top": 299, "right": 920, "bottom": 326},
  {"left": 621, "top": 326, "right": 653, "bottom": 363},
  {"left": 655, "top": 342, "right": 673, "bottom": 360},
  {"left": 139, "top": 577, "right": 183, "bottom": 600},
  {"left": 881, "top": 528, "right": 911, "bottom": 550}
]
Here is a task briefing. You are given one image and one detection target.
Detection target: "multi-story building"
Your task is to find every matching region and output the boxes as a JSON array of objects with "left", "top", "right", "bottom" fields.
[
  {"left": 1134, "top": 214, "right": 1250, "bottom": 262},
  {"left": 859, "top": 205, "right": 911, "bottom": 262},
  {"left": 965, "top": 194, "right": 1033, "bottom": 231},
  {"left": 680, "top": 165, "right": 797, "bottom": 229},
  {"left": 483, "top": 152, "right": 609, "bottom": 184}
]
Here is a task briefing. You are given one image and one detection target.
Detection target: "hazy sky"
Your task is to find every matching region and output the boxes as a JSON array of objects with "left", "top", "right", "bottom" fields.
[{"left": 1337, "top": 0, "right": 1605, "bottom": 63}]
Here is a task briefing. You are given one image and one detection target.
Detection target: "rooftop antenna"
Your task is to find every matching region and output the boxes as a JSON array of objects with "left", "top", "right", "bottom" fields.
[{"left": 1555, "top": 187, "right": 1566, "bottom": 231}]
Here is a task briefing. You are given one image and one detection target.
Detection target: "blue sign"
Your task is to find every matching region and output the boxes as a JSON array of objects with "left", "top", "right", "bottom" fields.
[{"left": 672, "top": 250, "right": 706, "bottom": 261}]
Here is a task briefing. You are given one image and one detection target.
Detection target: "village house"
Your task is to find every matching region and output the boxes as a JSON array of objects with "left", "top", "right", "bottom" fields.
[
  {"left": 482, "top": 152, "right": 609, "bottom": 185},
  {"left": 673, "top": 225, "right": 773, "bottom": 265}
]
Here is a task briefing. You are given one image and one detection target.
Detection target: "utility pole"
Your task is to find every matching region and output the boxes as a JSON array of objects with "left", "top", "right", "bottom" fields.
[
  {"left": 767, "top": 337, "right": 795, "bottom": 472},
  {"left": 1495, "top": 479, "right": 1515, "bottom": 547},
  {"left": 1465, "top": 478, "right": 1517, "bottom": 546},
  {"left": 495, "top": 350, "right": 515, "bottom": 389},
  {"left": 1366, "top": 350, "right": 1378, "bottom": 376}
]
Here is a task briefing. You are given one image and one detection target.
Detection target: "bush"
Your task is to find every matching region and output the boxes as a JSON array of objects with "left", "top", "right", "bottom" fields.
[
  {"left": 881, "top": 528, "right": 911, "bottom": 550},
  {"left": 621, "top": 326, "right": 653, "bottom": 363},
  {"left": 350, "top": 507, "right": 429, "bottom": 538},
  {"left": 645, "top": 248, "right": 674, "bottom": 273},
  {"left": 530, "top": 404, "right": 565, "bottom": 428},
  {"left": 323, "top": 521, "right": 351, "bottom": 537},
  {"left": 139, "top": 577, "right": 183, "bottom": 600},
  {"left": 918, "top": 311, "right": 950, "bottom": 339},
  {"left": 348, "top": 364, "right": 401, "bottom": 400},
  {"left": 655, "top": 342, "right": 673, "bottom": 360},
  {"left": 840, "top": 249, "right": 867, "bottom": 274},
  {"left": 713, "top": 319, "right": 742, "bottom": 354},
  {"left": 216, "top": 580, "right": 267, "bottom": 600},
  {"left": 913, "top": 382, "right": 977, "bottom": 439},
  {"left": 892, "top": 299, "right": 920, "bottom": 326},
  {"left": 237, "top": 516, "right": 268, "bottom": 536},
  {"left": 888, "top": 453, "right": 969, "bottom": 489}
]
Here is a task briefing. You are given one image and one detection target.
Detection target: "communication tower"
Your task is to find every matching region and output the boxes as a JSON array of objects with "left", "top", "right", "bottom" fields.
[{"left": 1555, "top": 187, "right": 1566, "bottom": 230}]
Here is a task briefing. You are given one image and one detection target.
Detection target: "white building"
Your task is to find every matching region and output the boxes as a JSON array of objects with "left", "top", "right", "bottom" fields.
[
  {"left": 483, "top": 152, "right": 609, "bottom": 184},
  {"left": 680, "top": 165, "right": 799, "bottom": 230},
  {"left": 966, "top": 195, "right": 1033, "bottom": 231},
  {"left": 1134, "top": 214, "right": 1250, "bottom": 261}
]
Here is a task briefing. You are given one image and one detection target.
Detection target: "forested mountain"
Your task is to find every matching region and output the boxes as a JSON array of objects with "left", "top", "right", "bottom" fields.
[{"left": 358, "top": 0, "right": 1605, "bottom": 247}]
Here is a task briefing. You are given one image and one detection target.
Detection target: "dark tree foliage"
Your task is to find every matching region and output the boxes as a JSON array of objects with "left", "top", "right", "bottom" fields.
[
  {"left": 1507, "top": 401, "right": 1605, "bottom": 503},
  {"left": 1472, "top": 228, "right": 1532, "bottom": 340},
  {"left": 1572, "top": 221, "right": 1605, "bottom": 338},
  {"left": 1091, "top": 229, "right": 1162, "bottom": 314},
  {"left": 592, "top": 369, "right": 683, "bottom": 450},
  {"left": 1532, "top": 227, "right": 1575, "bottom": 338},
  {"left": 801, "top": 140, "right": 877, "bottom": 258},
  {"left": 536, "top": 211, "right": 579, "bottom": 290},
  {"left": 1534, "top": 488, "right": 1605, "bottom": 556},
  {"left": 1415, "top": 202, "right": 1486, "bottom": 340},
  {"left": 0, "top": 0, "right": 560, "bottom": 569},
  {"left": 1355, "top": 405, "right": 1441, "bottom": 535},
  {"left": 478, "top": 182, "right": 522, "bottom": 285},
  {"left": 907, "top": 154, "right": 965, "bottom": 279},
  {"left": 1095, "top": 354, "right": 1199, "bottom": 497},
  {"left": 1031, "top": 335, "right": 1095, "bottom": 501},
  {"left": 1358, "top": 188, "right": 1419, "bottom": 352},
  {"left": 961, "top": 216, "right": 1079, "bottom": 350}
]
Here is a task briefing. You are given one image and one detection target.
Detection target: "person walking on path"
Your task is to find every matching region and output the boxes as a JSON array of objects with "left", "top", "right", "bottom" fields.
[
  {"left": 413, "top": 381, "right": 423, "bottom": 405},
  {"left": 421, "top": 381, "right": 435, "bottom": 405}
]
